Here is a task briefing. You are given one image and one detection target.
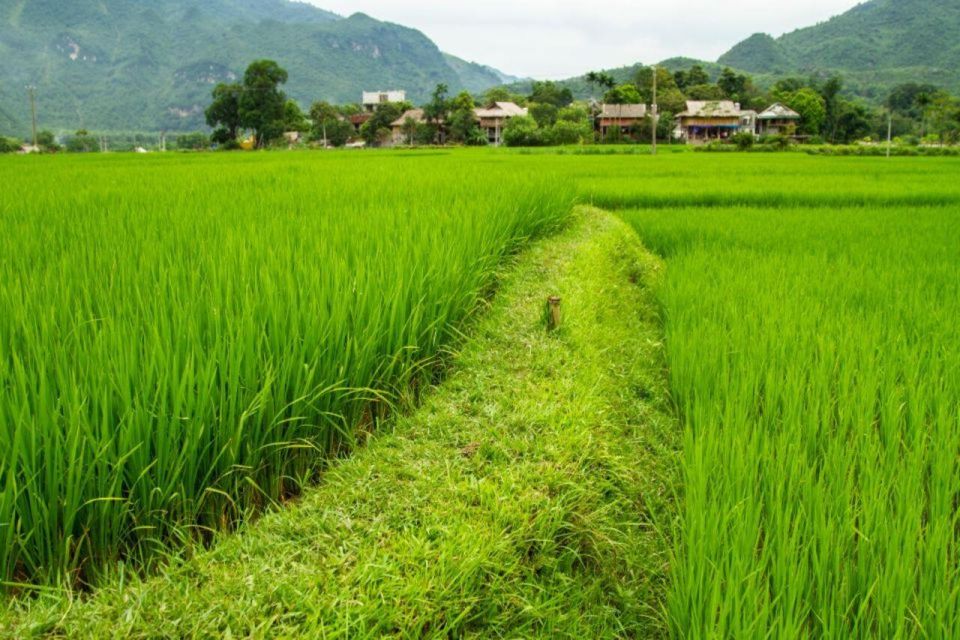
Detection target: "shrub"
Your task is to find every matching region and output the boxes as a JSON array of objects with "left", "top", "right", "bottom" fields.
[
  {"left": 731, "top": 132, "right": 755, "bottom": 150},
  {"left": 0, "top": 136, "right": 21, "bottom": 153},
  {"left": 175, "top": 132, "right": 211, "bottom": 151}
]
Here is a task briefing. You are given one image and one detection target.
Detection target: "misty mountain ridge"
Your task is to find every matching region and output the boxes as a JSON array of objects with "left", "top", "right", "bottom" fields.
[{"left": 0, "top": 0, "right": 517, "bottom": 133}]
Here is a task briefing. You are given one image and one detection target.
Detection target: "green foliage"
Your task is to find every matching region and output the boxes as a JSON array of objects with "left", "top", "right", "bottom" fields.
[
  {"left": 685, "top": 84, "right": 725, "bottom": 100},
  {"left": 482, "top": 87, "right": 527, "bottom": 107},
  {"left": 549, "top": 119, "right": 591, "bottom": 145},
  {"left": 502, "top": 115, "right": 545, "bottom": 147},
  {"left": 174, "top": 132, "right": 210, "bottom": 150},
  {"left": 658, "top": 88, "right": 689, "bottom": 115},
  {"left": 65, "top": 132, "right": 99, "bottom": 153},
  {"left": 585, "top": 71, "right": 617, "bottom": 95},
  {"left": 603, "top": 84, "right": 642, "bottom": 105},
  {"left": 887, "top": 82, "right": 939, "bottom": 117},
  {"left": 674, "top": 64, "right": 711, "bottom": 90},
  {"left": 529, "top": 81, "right": 574, "bottom": 108},
  {"left": 206, "top": 83, "right": 243, "bottom": 144},
  {"left": 528, "top": 103, "right": 559, "bottom": 127},
  {"left": 360, "top": 102, "right": 404, "bottom": 146},
  {"left": 36, "top": 130, "right": 56, "bottom": 148},
  {"left": 283, "top": 100, "right": 309, "bottom": 133},
  {"left": 718, "top": 0, "right": 960, "bottom": 96},
  {"left": 731, "top": 131, "right": 755, "bottom": 150},
  {"left": 447, "top": 92, "right": 484, "bottom": 145},
  {"left": 778, "top": 87, "right": 827, "bottom": 135},
  {"left": 239, "top": 60, "right": 289, "bottom": 147},
  {"left": 717, "top": 67, "right": 752, "bottom": 101},
  {"left": 0, "top": 136, "right": 22, "bottom": 153},
  {"left": 308, "top": 101, "right": 352, "bottom": 147}
]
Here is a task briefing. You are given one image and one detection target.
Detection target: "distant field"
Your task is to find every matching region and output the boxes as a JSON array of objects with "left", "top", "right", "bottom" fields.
[
  {"left": 2, "top": 149, "right": 959, "bottom": 638},
  {"left": 0, "top": 151, "right": 572, "bottom": 588}
]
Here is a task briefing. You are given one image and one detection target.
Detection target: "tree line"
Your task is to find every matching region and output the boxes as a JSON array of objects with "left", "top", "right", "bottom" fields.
[{"left": 3, "top": 59, "right": 959, "bottom": 152}]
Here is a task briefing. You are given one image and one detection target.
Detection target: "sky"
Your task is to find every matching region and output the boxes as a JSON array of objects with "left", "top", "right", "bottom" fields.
[{"left": 308, "top": 0, "right": 863, "bottom": 79}]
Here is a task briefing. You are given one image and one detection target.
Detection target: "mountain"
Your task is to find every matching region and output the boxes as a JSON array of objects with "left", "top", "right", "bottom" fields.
[
  {"left": 442, "top": 54, "right": 526, "bottom": 93},
  {"left": 0, "top": 0, "right": 515, "bottom": 134},
  {"left": 503, "top": 0, "right": 959, "bottom": 105},
  {"left": 719, "top": 0, "right": 960, "bottom": 95}
]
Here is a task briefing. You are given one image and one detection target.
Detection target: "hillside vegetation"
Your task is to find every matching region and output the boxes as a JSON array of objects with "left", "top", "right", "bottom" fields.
[
  {"left": 0, "top": 0, "right": 509, "bottom": 133},
  {"left": 720, "top": 0, "right": 960, "bottom": 96}
]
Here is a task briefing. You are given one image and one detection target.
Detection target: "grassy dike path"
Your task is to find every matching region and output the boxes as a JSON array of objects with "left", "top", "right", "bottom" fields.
[{"left": 4, "top": 208, "right": 679, "bottom": 639}]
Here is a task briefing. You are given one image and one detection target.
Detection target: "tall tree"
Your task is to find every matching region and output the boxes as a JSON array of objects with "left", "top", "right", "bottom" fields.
[
  {"left": 309, "top": 101, "right": 352, "bottom": 147},
  {"left": 817, "top": 76, "right": 844, "bottom": 142},
  {"left": 529, "top": 81, "right": 574, "bottom": 107},
  {"left": 283, "top": 100, "right": 309, "bottom": 133},
  {"left": 686, "top": 65, "right": 711, "bottom": 87},
  {"left": 205, "top": 83, "right": 243, "bottom": 144},
  {"left": 633, "top": 66, "right": 678, "bottom": 103},
  {"left": 447, "top": 91, "right": 483, "bottom": 145},
  {"left": 424, "top": 84, "right": 449, "bottom": 125},
  {"left": 783, "top": 88, "right": 827, "bottom": 135},
  {"left": 717, "top": 67, "right": 751, "bottom": 101},
  {"left": 238, "top": 60, "right": 289, "bottom": 148},
  {"left": 585, "top": 71, "right": 616, "bottom": 98},
  {"left": 604, "top": 84, "right": 643, "bottom": 105}
]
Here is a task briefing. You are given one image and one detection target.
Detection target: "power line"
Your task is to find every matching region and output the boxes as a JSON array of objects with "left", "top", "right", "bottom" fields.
[{"left": 26, "top": 86, "right": 38, "bottom": 148}]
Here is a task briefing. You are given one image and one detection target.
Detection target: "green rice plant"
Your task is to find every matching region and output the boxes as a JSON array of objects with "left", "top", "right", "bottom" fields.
[
  {"left": 621, "top": 205, "right": 960, "bottom": 638},
  {"left": 0, "top": 151, "right": 572, "bottom": 589}
]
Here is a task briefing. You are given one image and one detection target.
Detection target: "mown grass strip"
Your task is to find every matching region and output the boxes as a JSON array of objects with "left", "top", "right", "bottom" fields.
[{"left": 3, "top": 207, "right": 679, "bottom": 639}]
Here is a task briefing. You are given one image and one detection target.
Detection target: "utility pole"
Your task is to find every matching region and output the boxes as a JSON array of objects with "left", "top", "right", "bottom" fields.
[
  {"left": 651, "top": 66, "right": 658, "bottom": 155},
  {"left": 886, "top": 109, "right": 892, "bottom": 158},
  {"left": 26, "top": 86, "right": 38, "bottom": 149}
]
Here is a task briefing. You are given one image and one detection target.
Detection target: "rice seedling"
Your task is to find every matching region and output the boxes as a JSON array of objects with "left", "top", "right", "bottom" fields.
[
  {"left": 620, "top": 204, "right": 960, "bottom": 638},
  {"left": 0, "top": 150, "right": 572, "bottom": 589}
]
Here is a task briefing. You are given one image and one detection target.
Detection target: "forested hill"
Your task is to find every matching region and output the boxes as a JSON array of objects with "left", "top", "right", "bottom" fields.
[
  {"left": 0, "top": 0, "right": 513, "bottom": 133},
  {"left": 719, "top": 0, "right": 960, "bottom": 96}
]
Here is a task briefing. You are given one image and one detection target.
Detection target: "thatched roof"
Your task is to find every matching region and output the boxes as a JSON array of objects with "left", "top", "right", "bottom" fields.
[
  {"left": 677, "top": 100, "right": 741, "bottom": 118},
  {"left": 598, "top": 104, "right": 647, "bottom": 119},
  {"left": 390, "top": 109, "right": 428, "bottom": 127},
  {"left": 474, "top": 102, "right": 528, "bottom": 119},
  {"left": 758, "top": 102, "right": 801, "bottom": 120}
]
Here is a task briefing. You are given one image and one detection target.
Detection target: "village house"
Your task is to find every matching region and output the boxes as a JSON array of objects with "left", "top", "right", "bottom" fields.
[
  {"left": 597, "top": 104, "right": 647, "bottom": 138},
  {"left": 348, "top": 113, "right": 371, "bottom": 135},
  {"left": 757, "top": 102, "right": 801, "bottom": 136},
  {"left": 676, "top": 101, "right": 743, "bottom": 143},
  {"left": 474, "top": 102, "right": 528, "bottom": 146},
  {"left": 389, "top": 102, "right": 528, "bottom": 146},
  {"left": 389, "top": 109, "right": 447, "bottom": 145}
]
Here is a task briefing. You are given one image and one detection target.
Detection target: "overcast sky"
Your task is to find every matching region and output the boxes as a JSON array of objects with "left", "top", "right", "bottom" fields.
[{"left": 307, "top": 0, "right": 862, "bottom": 79}]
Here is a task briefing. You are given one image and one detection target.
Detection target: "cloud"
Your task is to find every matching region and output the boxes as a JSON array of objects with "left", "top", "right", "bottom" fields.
[{"left": 307, "top": 0, "right": 863, "bottom": 78}]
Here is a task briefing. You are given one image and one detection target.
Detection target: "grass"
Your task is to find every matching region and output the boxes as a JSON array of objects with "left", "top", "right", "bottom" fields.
[
  {"left": 0, "top": 151, "right": 571, "bottom": 590},
  {"left": 618, "top": 205, "right": 960, "bottom": 637},
  {"left": 2, "top": 207, "right": 679, "bottom": 638}
]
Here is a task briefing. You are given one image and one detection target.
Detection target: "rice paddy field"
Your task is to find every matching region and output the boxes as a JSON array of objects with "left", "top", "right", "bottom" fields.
[
  {"left": 2, "top": 149, "right": 959, "bottom": 638},
  {"left": 0, "top": 152, "right": 572, "bottom": 588}
]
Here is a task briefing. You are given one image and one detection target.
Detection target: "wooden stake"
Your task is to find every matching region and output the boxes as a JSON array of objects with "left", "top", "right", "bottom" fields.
[{"left": 546, "top": 296, "right": 562, "bottom": 331}]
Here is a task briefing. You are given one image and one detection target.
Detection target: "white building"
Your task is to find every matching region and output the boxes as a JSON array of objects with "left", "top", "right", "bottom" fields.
[{"left": 362, "top": 90, "right": 407, "bottom": 113}]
